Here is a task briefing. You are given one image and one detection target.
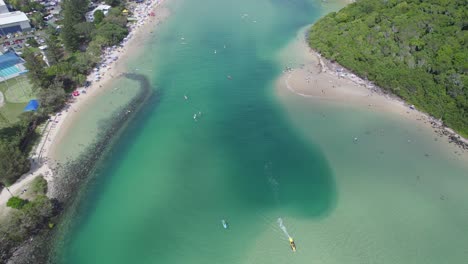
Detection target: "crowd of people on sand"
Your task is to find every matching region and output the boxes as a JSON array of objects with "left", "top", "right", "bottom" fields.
[
  {"left": 89, "top": 0, "right": 163, "bottom": 87},
  {"left": 26, "top": 0, "right": 164, "bottom": 183}
]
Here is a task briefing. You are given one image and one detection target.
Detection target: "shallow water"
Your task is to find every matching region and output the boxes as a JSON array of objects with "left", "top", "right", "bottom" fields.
[
  {"left": 52, "top": 77, "right": 142, "bottom": 163},
  {"left": 54, "top": 0, "right": 468, "bottom": 263}
]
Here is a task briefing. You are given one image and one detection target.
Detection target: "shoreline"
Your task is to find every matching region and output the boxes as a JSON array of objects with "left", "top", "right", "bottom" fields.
[
  {"left": 313, "top": 51, "right": 468, "bottom": 148},
  {"left": 5, "top": 72, "right": 155, "bottom": 263},
  {"left": 0, "top": 0, "right": 169, "bottom": 219},
  {"left": 48, "top": 0, "right": 170, "bottom": 163},
  {"left": 275, "top": 29, "right": 467, "bottom": 162}
]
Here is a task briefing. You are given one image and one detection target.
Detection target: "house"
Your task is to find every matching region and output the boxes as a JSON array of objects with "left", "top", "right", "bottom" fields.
[{"left": 86, "top": 4, "right": 111, "bottom": 22}]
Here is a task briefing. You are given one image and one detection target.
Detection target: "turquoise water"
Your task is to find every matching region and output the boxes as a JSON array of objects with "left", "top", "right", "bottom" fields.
[
  {"left": 54, "top": 0, "right": 468, "bottom": 263},
  {"left": 0, "top": 65, "right": 20, "bottom": 77}
]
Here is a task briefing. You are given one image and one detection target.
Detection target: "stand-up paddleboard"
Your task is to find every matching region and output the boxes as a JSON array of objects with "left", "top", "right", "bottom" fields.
[{"left": 221, "top": 219, "right": 228, "bottom": 229}]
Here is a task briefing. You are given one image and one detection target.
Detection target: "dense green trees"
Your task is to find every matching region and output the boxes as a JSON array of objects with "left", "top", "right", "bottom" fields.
[
  {"left": 5, "top": 0, "right": 44, "bottom": 13},
  {"left": 309, "top": 0, "right": 467, "bottom": 136},
  {"left": 30, "top": 176, "right": 47, "bottom": 195},
  {"left": 94, "top": 10, "right": 105, "bottom": 24},
  {"left": 93, "top": 6, "right": 129, "bottom": 45},
  {"left": 23, "top": 48, "right": 49, "bottom": 89},
  {"left": 61, "top": 0, "right": 89, "bottom": 51},
  {"left": 6, "top": 197, "right": 28, "bottom": 209},
  {"left": 38, "top": 81, "right": 66, "bottom": 112},
  {"left": 0, "top": 110, "right": 42, "bottom": 186},
  {"left": 105, "top": 0, "right": 123, "bottom": 7},
  {"left": 0, "top": 181, "right": 56, "bottom": 255},
  {"left": 94, "top": 22, "right": 128, "bottom": 46},
  {"left": 0, "top": 142, "right": 30, "bottom": 186},
  {"left": 45, "top": 34, "right": 63, "bottom": 66},
  {"left": 29, "top": 12, "right": 45, "bottom": 29}
]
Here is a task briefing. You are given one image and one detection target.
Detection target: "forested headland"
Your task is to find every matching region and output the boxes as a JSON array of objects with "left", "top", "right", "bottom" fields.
[{"left": 309, "top": 0, "right": 467, "bottom": 137}]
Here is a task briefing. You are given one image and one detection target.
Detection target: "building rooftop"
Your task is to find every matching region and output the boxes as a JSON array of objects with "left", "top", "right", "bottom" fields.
[
  {"left": 86, "top": 4, "right": 112, "bottom": 22},
  {"left": 0, "top": 0, "right": 8, "bottom": 14},
  {"left": 0, "top": 11, "right": 29, "bottom": 25}
]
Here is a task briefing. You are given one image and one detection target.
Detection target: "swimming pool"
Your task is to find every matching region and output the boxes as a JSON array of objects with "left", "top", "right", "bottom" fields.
[{"left": 0, "top": 65, "right": 20, "bottom": 77}]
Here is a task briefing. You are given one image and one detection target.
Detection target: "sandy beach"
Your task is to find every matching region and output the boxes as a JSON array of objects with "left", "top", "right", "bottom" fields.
[
  {"left": 276, "top": 30, "right": 468, "bottom": 163},
  {"left": 0, "top": 0, "right": 170, "bottom": 219}
]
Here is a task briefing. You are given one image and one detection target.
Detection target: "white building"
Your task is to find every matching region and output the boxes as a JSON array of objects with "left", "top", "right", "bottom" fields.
[
  {"left": 0, "top": 0, "right": 32, "bottom": 35},
  {"left": 86, "top": 4, "right": 111, "bottom": 22},
  {"left": 0, "top": 0, "right": 9, "bottom": 14},
  {"left": 0, "top": 11, "right": 31, "bottom": 35}
]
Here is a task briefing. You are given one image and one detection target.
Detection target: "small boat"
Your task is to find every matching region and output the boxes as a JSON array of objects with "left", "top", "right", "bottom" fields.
[
  {"left": 184, "top": 95, "right": 188, "bottom": 100},
  {"left": 289, "top": 237, "right": 296, "bottom": 252},
  {"left": 227, "top": 75, "right": 232, "bottom": 80},
  {"left": 214, "top": 50, "right": 217, "bottom": 54},
  {"left": 221, "top": 219, "right": 228, "bottom": 229},
  {"left": 193, "top": 114, "right": 197, "bottom": 120}
]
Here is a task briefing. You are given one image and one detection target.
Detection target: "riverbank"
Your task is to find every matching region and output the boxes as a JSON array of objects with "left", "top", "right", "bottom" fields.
[
  {"left": 48, "top": 1, "right": 170, "bottom": 163},
  {"left": 0, "top": 0, "right": 169, "bottom": 215},
  {"left": 0, "top": 0, "right": 170, "bottom": 261},
  {"left": 276, "top": 30, "right": 467, "bottom": 163}
]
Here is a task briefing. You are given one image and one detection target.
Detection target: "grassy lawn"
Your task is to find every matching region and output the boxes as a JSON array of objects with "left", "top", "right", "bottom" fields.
[
  {"left": 0, "top": 75, "right": 36, "bottom": 128},
  {"left": 0, "top": 75, "right": 34, "bottom": 103}
]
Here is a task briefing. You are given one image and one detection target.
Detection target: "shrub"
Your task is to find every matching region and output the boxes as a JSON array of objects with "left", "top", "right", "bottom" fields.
[
  {"left": 6, "top": 197, "right": 28, "bottom": 209},
  {"left": 31, "top": 176, "right": 48, "bottom": 195}
]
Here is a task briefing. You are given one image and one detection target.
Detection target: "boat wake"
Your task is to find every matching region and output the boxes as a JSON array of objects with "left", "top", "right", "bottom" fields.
[
  {"left": 278, "top": 218, "right": 296, "bottom": 252},
  {"left": 277, "top": 218, "right": 291, "bottom": 238}
]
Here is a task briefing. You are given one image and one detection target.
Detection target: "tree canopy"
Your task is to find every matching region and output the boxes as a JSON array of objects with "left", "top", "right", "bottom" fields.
[
  {"left": 45, "top": 34, "right": 63, "bottom": 66},
  {"left": 309, "top": 0, "right": 468, "bottom": 136},
  {"left": 61, "top": 0, "right": 89, "bottom": 51},
  {"left": 105, "top": 0, "right": 123, "bottom": 7},
  {"left": 6, "top": 197, "right": 28, "bottom": 209},
  {"left": 0, "top": 142, "right": 30, "bottom": 186},
  {"left": 4, "top": 0, "right": 44, "bottom": 13},
  {"left": 94, "top": 10, "right": 105, "bottom": 24}
]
